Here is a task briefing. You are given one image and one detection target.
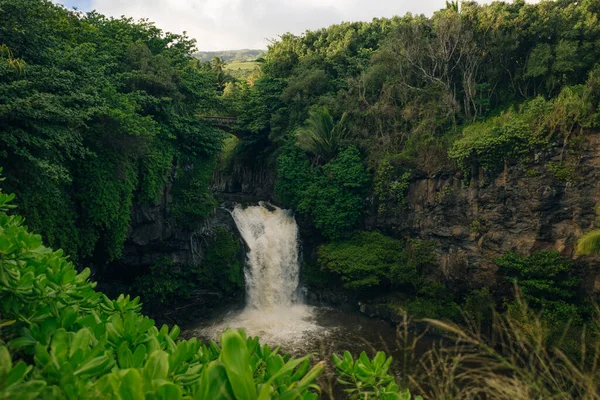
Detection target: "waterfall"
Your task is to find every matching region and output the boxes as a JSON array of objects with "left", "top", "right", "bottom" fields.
[
  {"left": 200, "top": 202, "right": 325, "bottom": 349},
  {"left": 232, "top": 202, "right": 300, "bottom": 310}
]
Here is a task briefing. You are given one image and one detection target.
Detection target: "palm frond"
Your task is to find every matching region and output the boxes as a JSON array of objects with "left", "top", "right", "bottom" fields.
[{"left": 295, "top": 108, "right": 348, "bottom": 163}]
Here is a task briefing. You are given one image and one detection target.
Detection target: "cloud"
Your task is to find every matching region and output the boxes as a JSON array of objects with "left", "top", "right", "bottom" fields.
[{"left": 59, "top": 0, "right": 479, "bottom": 50}]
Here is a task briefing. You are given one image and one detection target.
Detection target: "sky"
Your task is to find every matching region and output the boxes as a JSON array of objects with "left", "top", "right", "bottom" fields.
[{"left": 54, "top": 0, "right": 484, "bottom": 51}]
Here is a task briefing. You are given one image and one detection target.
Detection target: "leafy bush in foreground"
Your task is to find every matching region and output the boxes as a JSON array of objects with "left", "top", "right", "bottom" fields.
[
  {"left": 333, "top": 351, "right": 422, "bottom": 400},
  {"left": 0, "top": 178, "right": 324, "bottom": 399}
]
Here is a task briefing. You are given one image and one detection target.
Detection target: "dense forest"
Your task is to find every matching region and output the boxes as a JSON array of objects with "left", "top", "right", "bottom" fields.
[
  {"left": 223, "top": 0, "right": 600, "bottom": 322},
  {"left": 2, "top": 0, "right": 600, "bottom": 398}
]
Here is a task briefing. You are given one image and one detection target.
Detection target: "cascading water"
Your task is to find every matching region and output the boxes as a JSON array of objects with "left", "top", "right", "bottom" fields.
[
  {"left": 191, "top": 203, "right": 426, "bottom": 374},
  {"left": 200, "top": 202, "right": 324, "bottom": 349},
  {"left": 233, "top": 202, "right": 300, "bottom": 310}
]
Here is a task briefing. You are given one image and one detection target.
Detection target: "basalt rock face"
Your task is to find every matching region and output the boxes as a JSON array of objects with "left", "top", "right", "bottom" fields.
[
  {"left": 211, "top": 163, "right": 276, "bottom": 204},
  {"left": 109, "top": 177, "right": 247, "bottom": 326},
  {"left": 114, "top": 188, "right": 240, "bottom": 284},
  {"left": 115, "top": 162, "right": 273, "bottom": 277},
  {"left": 367, "top": 134, "right": 600, "bottom": 294}
]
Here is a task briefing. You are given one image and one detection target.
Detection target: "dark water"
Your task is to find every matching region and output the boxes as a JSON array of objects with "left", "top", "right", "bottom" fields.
[{"left": 183, "top": 304, "right": 436, "bottom": 399}]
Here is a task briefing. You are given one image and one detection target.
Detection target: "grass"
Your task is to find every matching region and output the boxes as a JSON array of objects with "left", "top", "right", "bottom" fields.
[
  {"left": 225, "top": 60, "right": 259, "bottom": 71},
  {"left": 407, "top": 295, "right": 600, "bottom": 399},
  {"left": 224, "top": 60, "right": 260, "bottom": 79},
  {"left": 316, "top": 289, "right": 600, "bottom": 399}
]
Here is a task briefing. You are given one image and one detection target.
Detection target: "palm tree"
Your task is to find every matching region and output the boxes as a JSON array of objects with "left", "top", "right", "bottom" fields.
[
  {"left": 445, "top": 0, "right": 459, "bottom": 12},
  {"left": 211, "top": 56, "right": 228, "bottom": 91},
  {"left": 211, "top": 56, "right": 226, "bottom": 73},
  {"left": 295, "top": 108, "right": 348, "bottom": 163}
]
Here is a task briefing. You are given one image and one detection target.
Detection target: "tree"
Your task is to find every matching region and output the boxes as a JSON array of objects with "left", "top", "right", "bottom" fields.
[
  {"left": 0, "top": 0, "right": 224, "bottom": 263},
  {"left": 295, "top": 108, "right": 348, "bottom": 164}
]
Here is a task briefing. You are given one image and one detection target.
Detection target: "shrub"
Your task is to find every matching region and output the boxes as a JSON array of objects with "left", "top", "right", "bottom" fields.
[
  {"left": 317, "top": 231, "right": 439, "bottom": 294},
  {"left": 462, "top": 287, "right": 496, "bottom": 326},
  {"left": 496, "top": 251, "right": 583, "bottom": 325},
  {"left": 449, "top": 113, "right": 535, "bottom": 176},
  {"left": 134, "top": 258, "right": 198, "bottom": 303},
  {"left": 0, "top": 180, "right": 324, "bottom": 399},
  {"left": 374, "top": 159, "right": 411, "bottom": 214},
  {"left": 333, "top": 351, "right": 422, "bottom": 400},
  {"left": 171, "top": 158, "right": 218, "bottom": 230},
  {"left": 547, "top": 161, "right": 577, "bottom": 182},
  {"left": 393, "top": 240, "right": 438, "bottom": 286},
  {"left": 399, "top": 297, "right": 461, "bottom": 321},
  {"left": 400, "top": 281, "right": 461, "bottom": 321},
  {"left": 134, "top": 228, "right": 243, "bottom": 303},
  {"left": 201, "top": 227, "right": 244, "bottom": 294},
  {"left": 450, "top": 84, "right": 598, "bottom": 179},
  {"left": 317, "top": 231, "right": 408, "bottom": 290}
]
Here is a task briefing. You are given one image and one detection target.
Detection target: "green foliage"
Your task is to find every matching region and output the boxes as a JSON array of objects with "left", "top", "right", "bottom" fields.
[
  {"left": 299, "top": 261, "right": 334, "bottom": 289},
  {"left": 392, "top": 240, "right": 438, "bottom": 288},
  {"left": 137, "top": 136, "right": 174, "bottom": 205},
  {"left": 577, "top": 229, "right": 600, "bottom": 256},
  {"left": 0, "top": 346, "right": 46, "bottom": 399},
  {"left": 450, "top": 83, "right": 599, "bottom": 177},
  {"left": 134, "top": 228, "right": 243, "bottom": 303},
  {"left": 295, "top": 108, "right": 348, "bottom": 163},
  {"left": 201, "top": 227, "right": 244, "bottom": 294},
  {"left": 496, "top": 251, "right": 583, "bottom": 325},
  {"left": 332, "top": 351, "right": 421, "bottom": 400},
  {"left": 301, "top": 147, "right": 370, "bottom": 239},
  {"left": 398, "top": 297, "right": 461, "bottom": 322},
  {"left": 317, "top": 231, "right": 407, "bottom": 290},
  {"left": 133, "top": 259, "right": 197, "bottom": 303},
  {"left": 400, "top": 281, "right": 461, "bottom": 321},
  {"left": 171, "top": 158, "right": 218, "bottom": 230},
  {"left": 0, "top": 0, "right": 224, "bottom": 264},
  {"left": 374, "top": 160, "right": 411, "bottom": 214},
  {"left": 276, "top": 146, "right": 370, "bottom": 239},
  {"left": 469, "top": 217, "right": 487, "bottom": 234},
  {"left": 0, "top": 184, "right": 323, "bottom": 399},
  {"left": 315, "top": 227, "right": 459, "bottom": 320},
  {"left": 316, "top": 232, "right": 437, "bottom": 292},
  {"left": 274, "top": 145, "right": 316, "bottom": 209},
  {"left": 235, "top": 0, "right": 600, "bottom": 200},
  {"left": 77, "top": 151, "right": 138, "bottom": 261},
  {"left": 449, "top": 113, "right": 536, "bottom": 175},
  {"left": 546, "top": 161, "right": 577, "bottom": 182},
  {"left": 463, "top": 287, "right": 495, "bottom": 326}
]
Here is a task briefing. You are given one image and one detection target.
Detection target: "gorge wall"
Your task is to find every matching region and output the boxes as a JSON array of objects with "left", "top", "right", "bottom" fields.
[
  {"left": 367, "top": 133, "right": 600, "bottom": 295},
  {"left": 117, "top": 163, "right": 275, "bottom": 278},
  {"left": 116, "top": 133, "right": 600, "bottom": 302}
]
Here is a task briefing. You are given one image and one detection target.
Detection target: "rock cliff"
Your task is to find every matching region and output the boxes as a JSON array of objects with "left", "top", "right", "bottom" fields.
[
  {"left": 367, "top": 134, "right": 600, "bottom": 294},
  {"left": 115, "top": 134, "right": 600, "bottom": 301}
]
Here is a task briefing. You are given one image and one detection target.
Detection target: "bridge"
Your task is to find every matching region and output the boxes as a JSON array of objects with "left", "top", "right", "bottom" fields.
[{"left": 200, "top": 115, "right": 238, "bottom": 132}]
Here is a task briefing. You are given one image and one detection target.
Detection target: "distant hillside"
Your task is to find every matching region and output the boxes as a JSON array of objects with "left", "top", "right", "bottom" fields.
[{"left": 194, "top": 49, "right": 264, "bottom": 62}]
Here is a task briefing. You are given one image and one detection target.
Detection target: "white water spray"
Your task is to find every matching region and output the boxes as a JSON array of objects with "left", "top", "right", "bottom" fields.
[
  {"left": 200, "top": 202, "right": 324, "bottom": 349},
  {"left": 233, "top": 203, "right": 300, "bottom": 310}
]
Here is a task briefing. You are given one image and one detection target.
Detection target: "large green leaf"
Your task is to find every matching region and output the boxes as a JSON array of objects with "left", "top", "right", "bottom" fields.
[{"left": 218, "top": 329, "right": 257, "bottom": 399}]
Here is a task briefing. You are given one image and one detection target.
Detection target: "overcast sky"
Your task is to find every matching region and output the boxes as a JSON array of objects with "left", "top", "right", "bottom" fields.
[{"left": 54, "top": 0, "right": 487, "bottom": 51}]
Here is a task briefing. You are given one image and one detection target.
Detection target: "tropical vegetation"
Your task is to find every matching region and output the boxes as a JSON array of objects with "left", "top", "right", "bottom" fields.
[{"left": 3, "top": 0, "right": 600, "bottom": 398}]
